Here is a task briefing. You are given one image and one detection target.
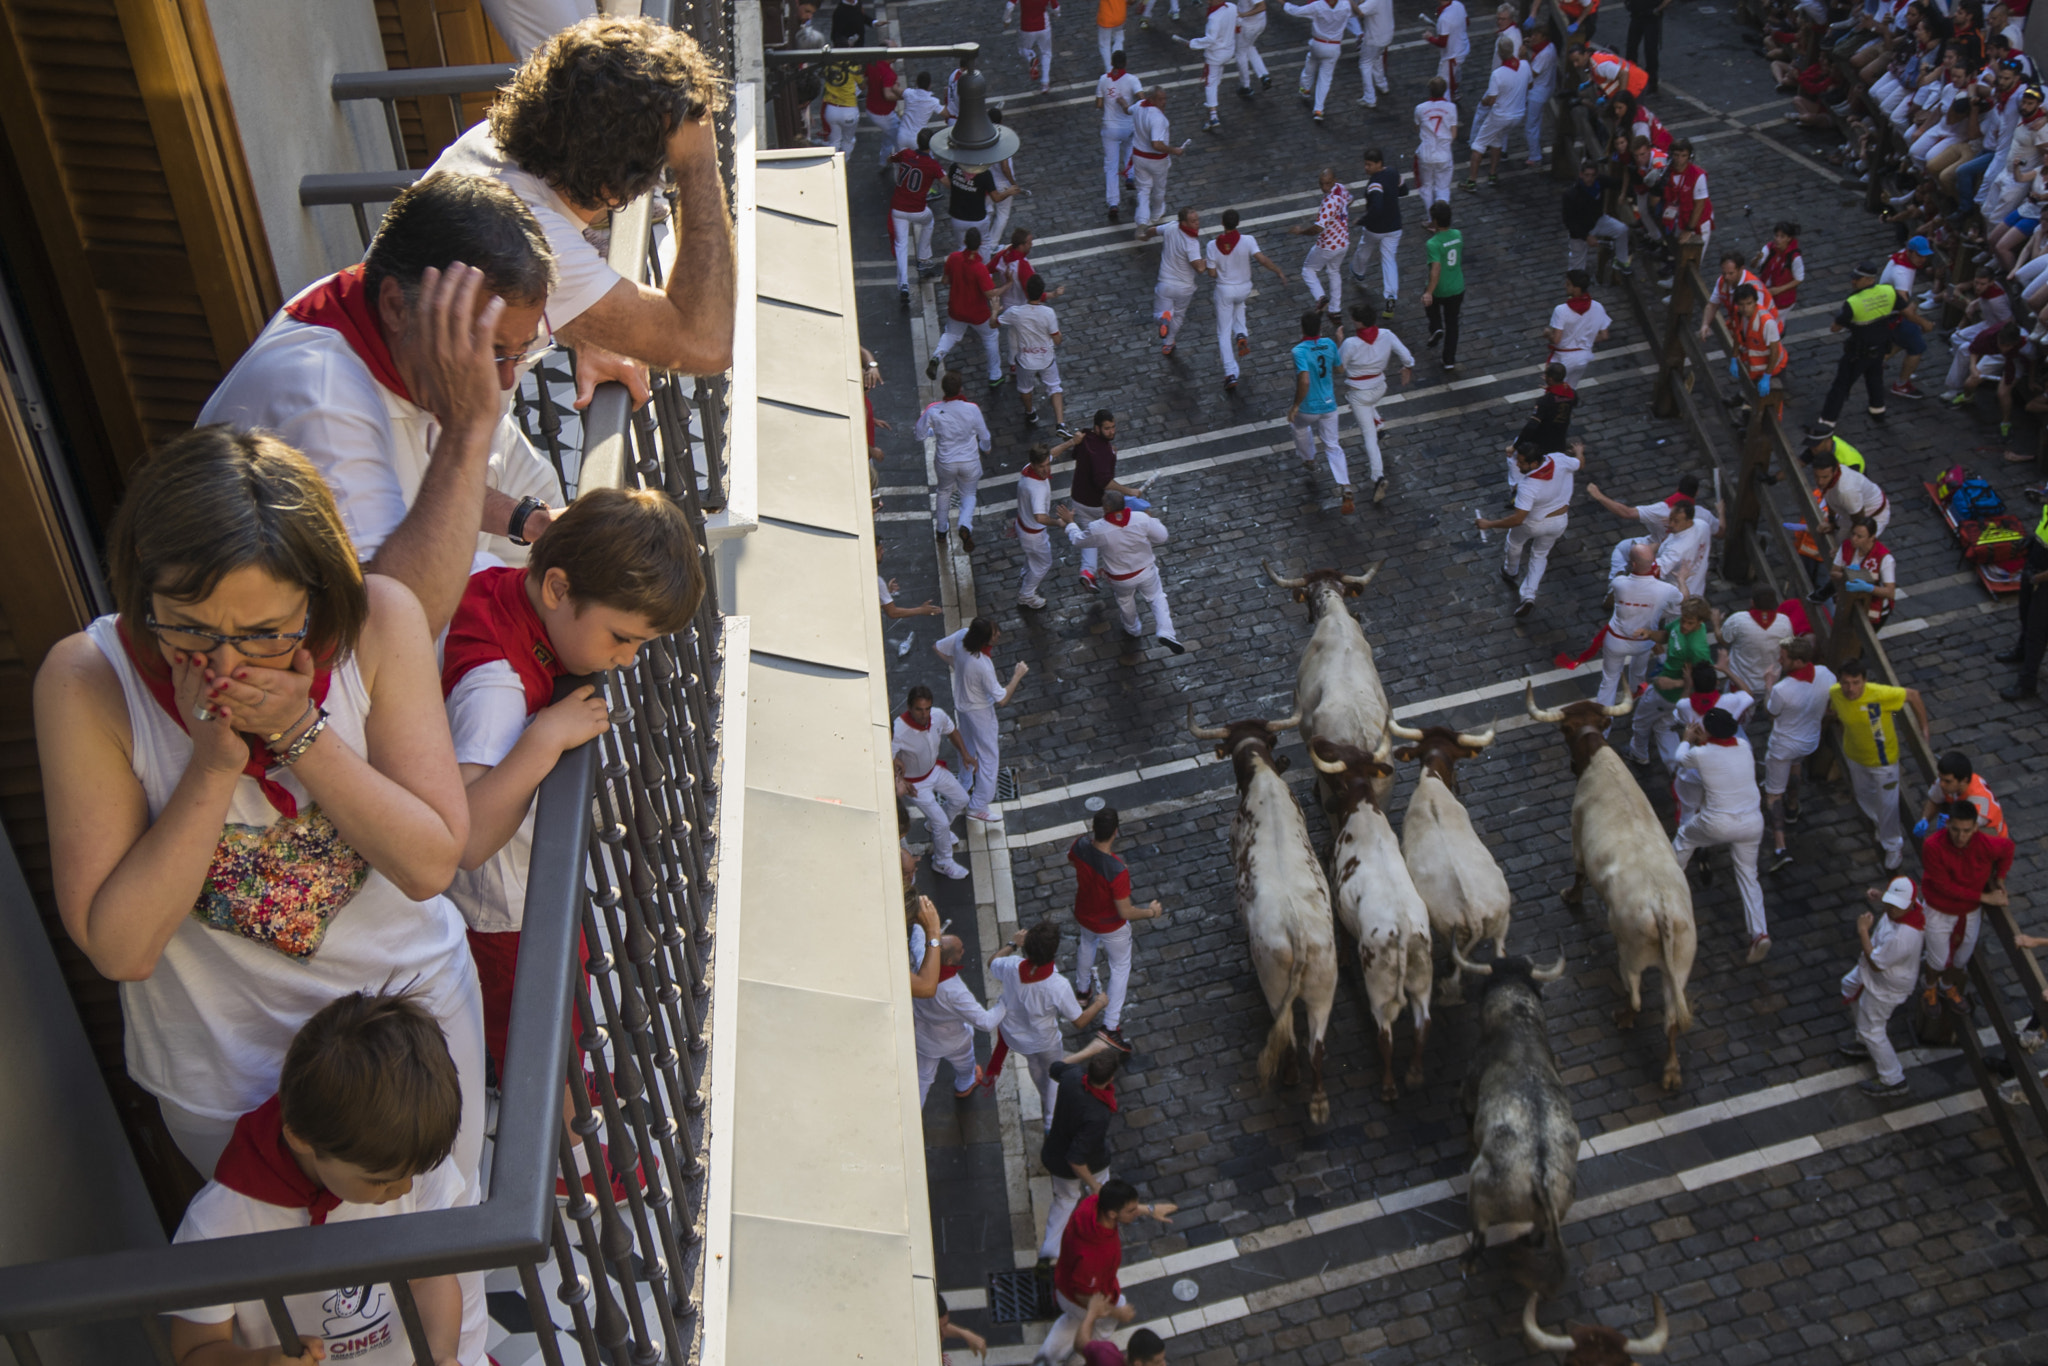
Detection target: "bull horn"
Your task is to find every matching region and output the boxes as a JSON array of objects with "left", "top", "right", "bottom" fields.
[
  {"left": 1524, "top": 680, "right": 1567, "bottom": 725},
  {"left": 1186, "top": 704, "right": 1229, "bottom": 741},
  {"left": 1262, "top": 560, "right": 1308, "bottom": 589},
  {"left": 1339, "top": 563, "right": 1382, "bottom": 590},
  {"left": 1386, "top": 719, "right": 1425, "bottom": 741},
  {"left": 1450, "top": 940, "right": 1493, "bottom": 976},
  {"left": 1455, "top": 726, "right": 1497, "bottom": 750},
  {"left": 1598, "top": 692, "right": 1637, "bottom": 718},
  {"left": 1309, "top": 744, "right": 1348, "bottom": 775},
  {"left": 1265, "top": 709, "right": 1302, "bottom": 734},
  {"left": 1623, "top": 1294, "right": 1670, "bottom": 1356},
  {"left": 1521, "top": 1293, "right": 1576, "bottom": 1356},
  {"left": 1530, "top": 953, "right": 1568, "bottom": 983}
]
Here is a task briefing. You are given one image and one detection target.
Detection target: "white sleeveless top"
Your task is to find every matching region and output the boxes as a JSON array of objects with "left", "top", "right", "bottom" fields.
[{"left": 87, "top": 616, "right": 470, "bottom": 1122}]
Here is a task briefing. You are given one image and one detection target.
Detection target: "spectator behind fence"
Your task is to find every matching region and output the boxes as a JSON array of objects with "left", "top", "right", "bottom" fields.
[
  {"left": 429, "top": 14, "right": 736, "bottom": 385},
  {"left": 168, "top": 990, "right": 486, "bottom": 1366},
  {"left": 34, "top": 427, "right": 485, "bottom": 1182},
  {"left": 442, "top": 487, "right": 703, "bottom": 1080},
  {"left": 199, "top": 172, "right": 562, "bottom": 637}
]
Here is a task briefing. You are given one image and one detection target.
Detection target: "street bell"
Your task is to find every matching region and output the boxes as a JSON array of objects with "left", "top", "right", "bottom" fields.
[{"left": 930, "top": 65, "right": 1020, "bottom": 165}]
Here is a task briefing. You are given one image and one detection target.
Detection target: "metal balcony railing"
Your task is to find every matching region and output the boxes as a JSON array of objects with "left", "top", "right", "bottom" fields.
[{"left": 0, "top": 2, "right": 743, "bottom": 1361}]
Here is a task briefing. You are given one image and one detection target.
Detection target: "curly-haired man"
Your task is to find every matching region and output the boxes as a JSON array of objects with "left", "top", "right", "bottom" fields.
[{"left": 431, "top": 14, "right": 736, "bottom": 388}]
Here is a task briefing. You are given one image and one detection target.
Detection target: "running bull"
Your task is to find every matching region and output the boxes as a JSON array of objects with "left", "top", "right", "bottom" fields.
[
  {"left": 1387, "top": 720, "right": 1512, "bottom": 1006},
  {"left": 1262, "top": 562, "right": 1392, "bottom": 810}
]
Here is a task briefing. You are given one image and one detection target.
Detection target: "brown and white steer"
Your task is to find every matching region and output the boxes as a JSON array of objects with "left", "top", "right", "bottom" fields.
[
  {"left": 1524, "top": 684, "right": 1698, "bottom": 1091},
  {"left": 1189, "top": 704, "right": 1340, "bottom": 1124},
  {"left": 1263, "top": 562, "right": 1393, "bottom": 811},
  {"left": 1309, "top": 740, "right": 1433, "bottom": 1101},
  {"left": 1522, "top": 1292, "right": 1671, "bottom": 1364},
  {"left": 1387, "top": 721, "right": 1512, "bottom": 1007}
]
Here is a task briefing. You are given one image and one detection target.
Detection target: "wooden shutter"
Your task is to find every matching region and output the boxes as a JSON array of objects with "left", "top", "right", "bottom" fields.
[{"left": 374, "top": 0, "right": 515, "bottom": 168}]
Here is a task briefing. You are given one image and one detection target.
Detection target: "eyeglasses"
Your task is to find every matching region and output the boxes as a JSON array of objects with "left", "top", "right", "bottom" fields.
[
  {"left": 493, "top": 312, "right": 554, "bottom": 368},
  {"left": 146, "top": 613, "right": 311, "bottom": 660}
]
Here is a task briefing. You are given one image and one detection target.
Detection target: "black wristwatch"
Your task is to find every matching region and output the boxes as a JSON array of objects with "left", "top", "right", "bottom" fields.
[{"left": 507, "top": 496, "right": 547, "bottom": 546}]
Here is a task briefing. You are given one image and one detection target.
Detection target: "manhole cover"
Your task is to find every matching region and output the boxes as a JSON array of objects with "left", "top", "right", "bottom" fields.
[
  {"left": 997, "top": 767, "right": 1020, "bottom": 803},
  {"left": 986, "top": 1269, "right": 1056, "bottom": 1323},
  {"left": 1172, "top": 1278, "right": 1200, "bottom": 1302},
  {"left": 1084, "top": 796, "right": 1106, "bottom": 812}
]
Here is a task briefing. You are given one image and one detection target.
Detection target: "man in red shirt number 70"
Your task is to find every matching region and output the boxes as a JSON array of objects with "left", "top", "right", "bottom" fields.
[{"left": 1037, "top": 1178, "right": 1177, "bottom": 1366}]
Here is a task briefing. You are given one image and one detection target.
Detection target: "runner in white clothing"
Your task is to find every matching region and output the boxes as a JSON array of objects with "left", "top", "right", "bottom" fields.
[
  {"left": 1235, "top": 0, "right": 1273, "bottom": 95},
  {"left": 1337, "top": 301, "right": 1415, "bottom": 500},
  {"left": 915, "top": 373, "right": 995, "bottom": 550},
  {"left": 1128, "top": 92, "right": 1187, "bottom": 238},
  {"left": 892, "top": 686, "right": 978, "bottom": 879},
  {"left": 1672, "top": 708, "right": 1772, "bottom": 964},
  {"left": 1840, "top": 877, "right": 1928, "bottom": 1095},
  {"left": 1153, "top": 207, "right": 1211, "bottom": 354},
  {"left": 1413, "top": 81, "right": 1460, "bottom": 208},
  {"left": 1715, "top": 587, "right": 1795, "bottom": 696},
  {"left": 1287, "top": 169, "right": 1353, "bottom": 318},
  {"left": 1763, "top": 638, "right": 1835, "bottom": 871},
  {"left": 1594, "top": 543, "right": 1685, "bottom": 705},
  {"left": 1015, "top": 443, "right": 1059, "bottom": 608},
  {"left": 1172, "top": 0, "right": 1241, "bottom": 129},
  {"left": 936, "top": 618, "right": 1029, "bottom": 818},
  {"left": 1205, "top": 211, "right": 1290, "bottom": 385},
  {"left": 1465, "top": 36, "right": 1530, "bottom": 183},
  {"left": 1544, "top": 269, "right": 1612, "bottom": 386},
  {"left": 1096, "top": 57, "right": 1146, "bottom": 221},
  {"left": 912, "top": 935, "right": 1006, "bottom": 1103},
  {"left": 1283, "top": 0, "right": 1352, "bottom": 120},
  {"left": 989, "top": 921, "right": 1107, "bottom": 1128},
  {"left": 1478, "top": 439, "right": 1582, "bottom": 615},
  {"left": 1653, "top": 499, "right": 1715, "bottom": 598},
  {"left": 1425, "top": 0, "right": 1469, "bottom": 99},
  {"left": 1056, "top": 490, "right": 1185, "bottom": 651},
  {"left": 894, "top": 74, "right": 944, "bottom": 154},
  {"left": 1351, "top": 0, "right": 1394, "bottom": 104},
  {"left": 998, "top": 276, "right": 1067, "bottom": 429}
]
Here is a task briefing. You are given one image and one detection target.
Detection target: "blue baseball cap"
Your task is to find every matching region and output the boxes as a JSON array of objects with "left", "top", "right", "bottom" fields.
[{"left": 1907, "top": 235, "right": 1932, "bottom": 255}]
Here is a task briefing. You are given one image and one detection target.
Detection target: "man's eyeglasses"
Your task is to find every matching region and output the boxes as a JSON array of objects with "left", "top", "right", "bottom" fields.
[
  {"left": 146, "top": 614, "right": 311, "bottom": 660},
  {"left": 494, "top": 313, "right": 554, "bottom": 369}
]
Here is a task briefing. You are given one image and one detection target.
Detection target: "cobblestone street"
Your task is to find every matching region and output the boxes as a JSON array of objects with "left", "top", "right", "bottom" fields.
[{"left": 849, "top": 1, "right": 2048, "bottom": 1359}]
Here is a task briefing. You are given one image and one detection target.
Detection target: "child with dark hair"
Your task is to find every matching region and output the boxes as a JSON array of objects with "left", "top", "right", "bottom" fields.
[
  {"left": 167, "top": 991, "right": 484, "bottom": 1365},
  {"left": 990, "top": 920, "right": 1107, "bottom": 1129}
]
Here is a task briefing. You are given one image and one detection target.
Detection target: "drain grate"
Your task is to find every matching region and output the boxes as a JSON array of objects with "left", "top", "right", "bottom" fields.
[
  {"left": 985, "top": 1269, "right": 1056, "bottom": 1323},
  {"left": 996, "top": 767, "right": 1020, "bottom": 803}
]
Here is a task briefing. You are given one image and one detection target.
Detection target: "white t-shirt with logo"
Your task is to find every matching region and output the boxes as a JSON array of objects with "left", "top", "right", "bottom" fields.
[
  {"left": 997, "top": 303, "right": 1060, "bottom": 366},
  {"left": 1415, "top": 98, "right": 1460, "bottom": 162},
  {"left": 1097, "top": 71, "right": 1145, "bottom": 134},
  {"left": 1606, "top": 572, "right": 1684, "bottom": 641},
  {"left": 172, "top": 1160, "right": 484, "bottom": 1365}
]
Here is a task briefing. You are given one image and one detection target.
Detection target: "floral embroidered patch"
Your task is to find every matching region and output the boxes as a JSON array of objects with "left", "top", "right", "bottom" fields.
[{"left": 192, "top": 807, "right": 369, "bottom": 960}]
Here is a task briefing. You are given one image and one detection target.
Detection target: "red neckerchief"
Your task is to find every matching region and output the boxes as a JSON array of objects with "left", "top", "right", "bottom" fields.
[
  {"left": 1501, "top": 55, "right": 1520, "bottom": 70},
  {"left": 1178, "top": 221, "right": 1200, "bottom": 240},
  {"left": 1082, "top": 1077, "right": 1119, "bottom": 1111},
  {"left": 1216, "top": 231, "right": 1242, "bottom": 253},
  {"left": 1023, "top": 464, "right": 1049, "bottom": 480},
  {"left": 938, "top": 963, "right": 963, "bottom": 981},
  {"left": 1705, "top": 735, "right": 1741, "bottom": 747},
  {"left": 1545, "top": 382, "right": 1575, "bottom": 398},
  {"left": 1890, "top": 249, "right": 1915, "bottom": 270},
  {"left": 1527, "top": 457, "right": 1556, "bottom": 480},
  {"left": 441, "top": 565, "right": 566, "bottom": 718},
  {"left": 1109, "top": 66, "right": 1128, "bottom": 79},
  {"left": 1140, "top": 97, "right": 1162, "bottom": 108},
  {"left": 283, "top": 265, "right": 412, "bottom": 403},
  {"left": 1896, "top": 905, "right": 1927, "bottom": 931},
  {"left": 1689, "top": 691, "right": 1721, "bottom": 713},
  {"left": 1564, "top": 295, "right": 1593, "bottom": 314},
  {"left": 1788, "top": 664, "right": 1816, "bottom": 682},
  {"left": 900, "top": 710, "right": 931, "bottom": 731},
  {"left": 1106, "top": 509, "right": 1132, "bottom": 527},
  {"left": 115, "top": 618, "right": 333, "bottom": 819},
  {"left": 1983, "top": 281, "right": 2006, "bottom": 299},
  {"left": 1748, "top": 609, "right": 1777, "bottom": 629},
  {"left": 1018, "top": 959, "right": 1055, "bottom": 982},
  {"left": 1528, "top": 31, "right": 1549, "bottom": 50},
  {"left": 1355, "top": 326, "right": 1380, "bottom": 343},
  {"left": 1663, "top": 492, "right": 1693, "bottom": 508},
  {"left": 213, "top": 1095, "right": 342, "bottom": 1226}
]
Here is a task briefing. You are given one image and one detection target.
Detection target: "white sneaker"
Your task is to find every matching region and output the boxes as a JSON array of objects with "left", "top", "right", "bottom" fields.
[
  {"left": 966, "top": 809, "right": 1001, "bottom": 823},
  {"left": 1883, "top": 845, "right": 1903, "bottom": 871},
  {"left": 931, "top": 856, "right": 971, "bottom": 880},
  {"left": 1020, "top": 593, "right": 1048, "bottom": 609}
]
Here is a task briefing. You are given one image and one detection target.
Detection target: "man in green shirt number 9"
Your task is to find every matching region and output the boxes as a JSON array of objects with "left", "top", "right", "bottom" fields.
[{"left": 1421, "top": 200, "right": 1465, "bottom": 371}]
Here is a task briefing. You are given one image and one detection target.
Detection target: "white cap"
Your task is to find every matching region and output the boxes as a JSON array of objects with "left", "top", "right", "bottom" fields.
[{"left": 1881, "top": 877, "right": 1916, "bottom": 909}]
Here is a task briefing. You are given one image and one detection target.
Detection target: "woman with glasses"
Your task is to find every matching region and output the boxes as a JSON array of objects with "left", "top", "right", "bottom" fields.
[{"left": 32, "top": 425, "right": 486, "bottom": 1187}]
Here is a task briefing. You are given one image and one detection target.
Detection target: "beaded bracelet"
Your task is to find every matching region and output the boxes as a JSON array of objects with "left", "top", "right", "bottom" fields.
[{"left": 272, "top": 709, "right": 328, "bottom": 769}]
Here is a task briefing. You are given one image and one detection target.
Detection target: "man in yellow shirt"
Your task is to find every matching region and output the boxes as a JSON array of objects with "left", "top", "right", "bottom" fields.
[
  {"left": 820, "top": 60, "right": 862, "bottom": 156},
  {"left": 1827, "top": 656, "right": 1930, "bottom": 871}
]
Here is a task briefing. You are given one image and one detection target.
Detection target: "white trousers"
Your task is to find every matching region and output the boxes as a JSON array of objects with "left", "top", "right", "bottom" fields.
[
  {"left": 1216, "top": 284, "right": 1252, "bottom": 379},
  {"left": 990, "top": 196, "right": 1014, "bottom": 255},
  {"left": 934, "top": 458, "right": 984, "bottom": 533},
  {"left": 1846, "top": 760, "right": 1905, "bottom": 857},
  {"left": 1299, "top": 37, "right": 1341, "bottom": 112},
  {"left": 1356, "top": 36, "right": 1388, "bottom": 102},
  {"left": 1237, "top": 13, "right": 1269, "bottom": 82},
  {"left": 823, "top": 102, "right": 860, "bottom": 155},
  {"left": 909, "top": 765, "right": 971, "bottom": 862},
  {"left": 1549, "top": 346, "right": 1593, "bottom": 388},
  {"left": 1075, "top": 922, "right": 1134, "bottom": 1029},
  {"left": 1106, "top": 563, "right": 1176, "bottom": 639},
  {"left": 1351, "top": 227, "right": 1401, "bottom": 299},
  {"left": 1416, "top": 157, "right": 1454, "bottom": 209},
  {"left": 1102, "top": 127, "right": 1136, "bottom": 206},
  {"left": 1019, "top": 25, "right": 1053, "bottom": 85},
  {"left": 1037, "top": 1289, "right": 1129, "bottom": 1366},
  {"left": 1303, "top": 243, "right": 1346, "bottom": 309},
  {"left": 1673, "top": 807, "right": 1768, "bottom": 940},
  {"left": 935, "top": 318, "right": 1002, "bottom": 381},
  {"left": 1068, "top": 499, "right": 1105, "bottom": 576},
  {"left": 1436, "top": 51, "right": 1459, "bottom": 100},
  {"left": 1132, "top": 154, "right": 1172, "bottom": 226},
  {"left": 1923, "top": 907, "right": 1982, "bottom": 974},
  {"left": 1595, "top": 634, "right": 1654, "bottom": 706},
  {"left": 1019, "top": 524, "right": 1054, "bottom": 597},
  {"left": 1201, "top": 55, "right": 1226, "bottom": 110},
  {"left": 917, "top": 1029, "right": 979, "bottom": 1104},
  {"left": 1503, "top": 513, "right": 1568, "bottom": 602},
  {"left": 1566, "top": 215, "right": 1632, "bottom": 271},
  {"left": 1292, "top": 408, "right": 1347, "bottom": 487},
  {"left": 864, "top": 110, "right": 897, "bottom": 165},
  {"left": 955, "top": 704, "right": 1001, "bottom": 813},
  {"left": 1099, "top": 23, "right": 1122, "bottom": 69},
  {"left": 1155, "top": 281, "right": 1196, "bottom": 347},
  {"left": 891, "top": 208, "right": 935, "bottom": 292},
  {"left": 1847, "top": 982, "right": 1908, "bottom": 1085},
  {"left": 1524, "top": 78, "right": 1553, "bottom": 158},
  {"left": 1040, "top": 1175, "right": 1111, "bottom": 1259},
  {"left": 1009, "top": 1034, "right": 1063, "bottom": 1130},
  {"left": 1627, "top": 682, "right": 1672, "bottom": 763},
  {"left": 1343, "top": 383, "right": 1384, "bottom": 483}
]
